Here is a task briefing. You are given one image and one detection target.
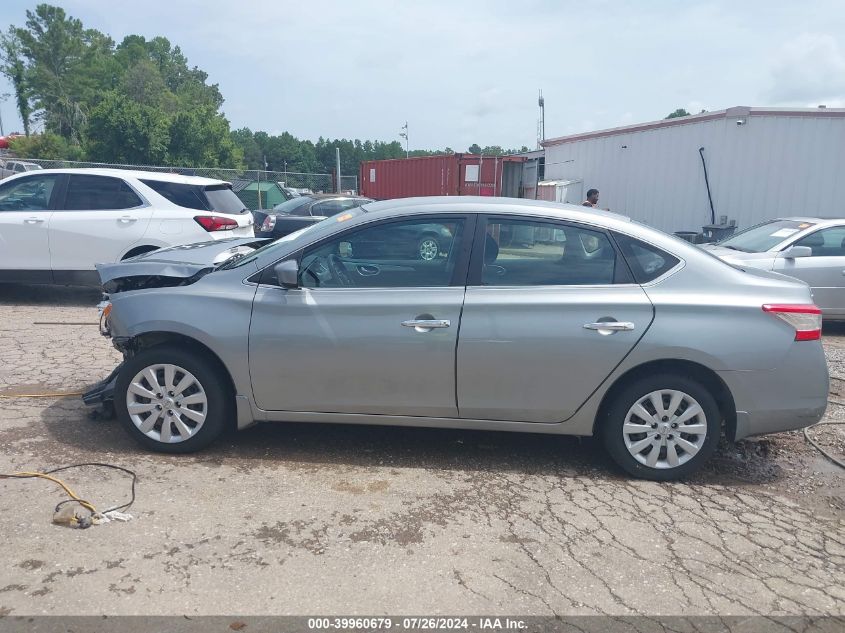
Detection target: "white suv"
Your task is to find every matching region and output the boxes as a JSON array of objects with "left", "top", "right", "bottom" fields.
[{"left": 0, "top": 168, "right": 254, "bottom": 284}]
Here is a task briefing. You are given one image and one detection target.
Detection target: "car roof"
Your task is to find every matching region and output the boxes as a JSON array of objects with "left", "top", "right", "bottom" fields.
[
  {"left": 14, "top": 167, "right": 228, "bottom": 187},
  {"left": 360, "top": 196, "right": 632, "bottom": 226}
]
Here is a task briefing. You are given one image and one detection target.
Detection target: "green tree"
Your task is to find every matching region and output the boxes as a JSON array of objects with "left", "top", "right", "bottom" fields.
[
  {"left": 9, "top": 132, "right": 84, "bottom": 160},
  {"left": 0, "top": 28, "right": 31, "bottom": 135},
  {"left": 86, "top": 91, "right": 170, "bottom": 164},
  {"left": 665, "top": 108, "right": 691, "bottom": 119}
]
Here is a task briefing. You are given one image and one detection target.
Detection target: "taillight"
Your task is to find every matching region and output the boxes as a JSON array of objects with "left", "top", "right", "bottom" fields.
[
  {"left": 260, "top": 215, "right": 276, "bottom": 232},
  {"left": 762, "top": 304, "right": 822, "bottom": 341},
  {"left": 194, "top": 215, "right": 238, "bottom": 232}
]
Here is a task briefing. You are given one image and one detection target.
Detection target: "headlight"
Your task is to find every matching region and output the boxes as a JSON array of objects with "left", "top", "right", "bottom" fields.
[{"left": 97, "top": 300, "right": 112, "bottom": 337}]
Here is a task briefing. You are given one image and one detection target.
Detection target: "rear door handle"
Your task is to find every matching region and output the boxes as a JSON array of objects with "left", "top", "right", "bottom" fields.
[
  {"left": 402, "top": 319, "right": 450, "bottom": 330},
  {"left": 118, "top": 216, "right": 138, "bottom": 224},
  {"left": 584, "top": 321, "right": 635, "bottom": 331},
  {"left": 24, "top": 217, "right": 44, "bottom": 224}
]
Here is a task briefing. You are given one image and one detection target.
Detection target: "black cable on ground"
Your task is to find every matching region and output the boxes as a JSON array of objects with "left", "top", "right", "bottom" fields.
[{"left": 0, "top": 462, "right": 137, "bottom": 515}]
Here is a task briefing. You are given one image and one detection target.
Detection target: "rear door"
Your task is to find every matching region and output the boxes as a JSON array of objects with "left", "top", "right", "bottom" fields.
[
  {"left": 49, "top": 174, "right": 152, "bottom": 275},
  {"left": 457, "top": 216, "right": 654, "bottom": 422},
  {"left": 0, "top": 174, "right": 61, "bottom": 282},
  {"left": 775, "top": 225, "right": 845, "bottom": 317}
]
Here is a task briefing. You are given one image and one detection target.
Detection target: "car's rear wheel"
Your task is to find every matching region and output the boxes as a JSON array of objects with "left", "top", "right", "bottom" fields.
[
  {"left": 601, "top": 374, "right": 720, "bottom": 480},
  {"left": 115, "top": 346, "right": 230, "bottom": 453},
  {"left": 418, "top": 235, "right": 440, "bottom": 261}
]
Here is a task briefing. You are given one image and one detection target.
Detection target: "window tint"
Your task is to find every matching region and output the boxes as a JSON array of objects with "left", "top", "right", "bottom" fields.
[
  {"left": 141, "top": 180, "right": 207, "bottom": 210},
  {"left": 273, "top": 197, "right": 313, "bottom": 215},
  {"left": 64, "top": 175, "right": 143, "bottom": 210},
  {"left": 203, "top": 184, "right": 247, "bottom": 214},
  {"left": 480, "top": 219, "right": 617, "bottom": 286},
  {"left": 311, "top": 198, "right": 363, "bottom": 217},
  {"left": 0, "top": 175, "right": 58, "bottom": 211},
  {"left": 299, "top": 218, "right": 465, "bottom": 288},
  {"left": 613, "top": 232, "right": 680, "bottom": 282},
  {"left": 793, "top": 227, "right": 845, "bottom": 256}
]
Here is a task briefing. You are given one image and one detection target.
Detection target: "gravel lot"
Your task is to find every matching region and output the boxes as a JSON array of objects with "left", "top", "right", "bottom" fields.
[{"left": 0, "top": 283, "right": 842, "bottom": 617}]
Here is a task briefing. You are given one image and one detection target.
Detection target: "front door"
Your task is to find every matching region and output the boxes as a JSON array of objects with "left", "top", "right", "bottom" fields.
[
  {"left": 0, "top": 174, "right": 61, "bottom": 283},
  {"left": 249, "top": 215, "right": 472, "bottom": 416},
  {"left": 457, "top": 216, "right": 654, "bottom": 422},
  {"left": 775, "top": 226, "right": 845, "bottom": 317}
]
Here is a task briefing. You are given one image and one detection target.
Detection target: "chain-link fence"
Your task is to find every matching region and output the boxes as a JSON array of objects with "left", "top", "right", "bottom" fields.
[{"left": 19, "top": 158, "right": 359, "bottom": 210}]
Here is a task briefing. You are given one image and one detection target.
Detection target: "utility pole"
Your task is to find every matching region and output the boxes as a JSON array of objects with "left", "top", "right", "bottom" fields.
[
  {"left": 537, "top": 89, "right": 545, "bottom": 149},
  {"left": 400, "top": 121, "right": 409, "bottom": 158},
  {"left": 335, "top": 147, "right": 342, "bottom": 193}
]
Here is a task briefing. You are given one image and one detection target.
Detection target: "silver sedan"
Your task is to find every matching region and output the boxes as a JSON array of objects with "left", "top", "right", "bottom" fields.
[
  {"left": 703, "top": 217, "right": 845, "bottom": 320},
  {"left": 86, "top": 198, "right": 829, "bottom": 480}
]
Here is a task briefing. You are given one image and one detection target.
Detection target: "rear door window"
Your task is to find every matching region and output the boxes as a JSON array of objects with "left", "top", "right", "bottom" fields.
[
  {"left": 478, "top": 218, "right": 619, "bottom": 286},
  {"left": 62, "top": 175, "right": 143, "bottom": 210}
]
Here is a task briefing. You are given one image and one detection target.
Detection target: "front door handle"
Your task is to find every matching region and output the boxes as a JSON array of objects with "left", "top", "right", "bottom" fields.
[
  {"left": 118, "top": 216, "right": 138, "bottom": 224},
  {"left": 584, "top": 321, "right": 635, "bottom": 332},
  {"left": 24, "top": 217, "right": 44, "bottom": 224},
  {"left": 402, "top": 319, "right": 450, "bottom": 331}
]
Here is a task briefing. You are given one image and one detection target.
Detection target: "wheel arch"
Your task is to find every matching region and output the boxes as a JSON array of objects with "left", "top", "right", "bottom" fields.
[
  {"left": 120, "top": 244, "right": 161, "bottom": 261},
  {"left": 594, "top": 359, "right": 737, "bottom": 440},
  {"left": 124, "top": 331, "right": 237, "bottom": 408}
]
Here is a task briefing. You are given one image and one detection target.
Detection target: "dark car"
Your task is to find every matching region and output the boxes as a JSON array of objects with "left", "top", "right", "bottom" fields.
[{"left": 253, "top": 194, "right": 372, "bottom": 240}]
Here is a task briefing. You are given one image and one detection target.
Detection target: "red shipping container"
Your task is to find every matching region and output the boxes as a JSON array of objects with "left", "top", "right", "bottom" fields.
[{"left": 359, "top": 154, "right": 524, "bottom": 200}]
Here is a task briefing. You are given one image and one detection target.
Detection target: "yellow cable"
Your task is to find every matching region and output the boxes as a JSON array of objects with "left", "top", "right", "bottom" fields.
[{"left": 5, "top": 472, "right": 97, "bottom": 513}]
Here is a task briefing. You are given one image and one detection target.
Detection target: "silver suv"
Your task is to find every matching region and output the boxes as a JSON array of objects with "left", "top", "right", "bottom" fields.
[{"left": 86, "top": 197, "right": 829, "bottom": 480}]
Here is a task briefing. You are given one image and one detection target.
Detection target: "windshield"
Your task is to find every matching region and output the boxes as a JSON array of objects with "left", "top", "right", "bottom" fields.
[
  {"left": 717, "top": 219, "right": 815, "bottom": 252},
  {"left": 273, "top": 197, "right": 312, "bottom": 214},
  {"left": 219, "top": 206, "right": 368, "bottom": 269}
]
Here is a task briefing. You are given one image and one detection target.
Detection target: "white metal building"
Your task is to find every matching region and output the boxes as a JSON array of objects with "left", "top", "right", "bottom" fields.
[{"left": 540, "top": 106, "right": 845, "bottom": 234}]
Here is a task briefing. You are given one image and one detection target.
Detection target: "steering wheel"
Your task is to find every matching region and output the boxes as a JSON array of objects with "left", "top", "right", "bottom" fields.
[{"left": 327, "top": 254, "right": 354, "bottom": 287}]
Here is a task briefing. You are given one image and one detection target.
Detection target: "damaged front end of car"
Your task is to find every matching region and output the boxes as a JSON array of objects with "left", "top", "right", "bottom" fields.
[{"left": 83, "top": 237, "right": 267, "bottom": 415}]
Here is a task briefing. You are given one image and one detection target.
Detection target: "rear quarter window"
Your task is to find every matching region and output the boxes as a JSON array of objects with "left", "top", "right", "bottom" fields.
[
  {"left": 613, "top": 232, "right": 680, "bottom": 283},
  {"left": 141, "top": 179, "right": 208, "bottom": 210}
]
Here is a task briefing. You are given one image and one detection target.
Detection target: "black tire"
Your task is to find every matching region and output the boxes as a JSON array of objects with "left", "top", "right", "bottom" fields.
[
  {"left": 115, "top": 346, "right": 231, "bottom": 453},
  {"left": 417, "top": 234, "right": 440, "bottom": 261},
  {"left": 600, "top": 373, "right": 721, "bottom": 481}
]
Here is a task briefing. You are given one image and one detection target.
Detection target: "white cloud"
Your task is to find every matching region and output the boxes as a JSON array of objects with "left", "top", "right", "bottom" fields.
[{"left": 767, "top": 33, "right": 845, "bottom": 104}]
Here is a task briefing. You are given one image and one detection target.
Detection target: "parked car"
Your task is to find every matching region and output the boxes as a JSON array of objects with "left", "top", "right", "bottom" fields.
[
  {"left": 703, "top": 217, "right": 845, "bottom": 320},
  {"left": 0, "top": 168, "right": 254, "bottom": 285},
  {"left": 86, "top": 197, "right": 828, "bottom": 480},
  {"left": 253, "top": 194, "right": 372, "bottom": 240},
  {"left": 0, "top": 159, "right": 43, "bottom": 179}
]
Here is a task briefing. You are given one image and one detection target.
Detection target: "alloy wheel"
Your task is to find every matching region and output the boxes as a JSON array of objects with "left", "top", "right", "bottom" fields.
[
  {"left": 622, "top": 389, "right": 708, "bottom": 469},
  {"left": 419, "top": 238, "right": 439, "bottom": 261},
  {"left": 126, "top": 363, "right": 208, "bottom": 444}
]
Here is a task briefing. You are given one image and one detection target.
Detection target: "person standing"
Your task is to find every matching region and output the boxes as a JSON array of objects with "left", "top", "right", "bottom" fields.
[{"left": 582, "top": 188, "right": 599, "bottom": 207}]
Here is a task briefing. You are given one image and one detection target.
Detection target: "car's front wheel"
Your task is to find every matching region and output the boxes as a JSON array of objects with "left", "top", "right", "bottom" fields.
[
  {"left": 601, "top": 374, "right": 721, "bottom": 480},
  {"left": 115, "top": 346, "right": 230, "bottom": 453}
]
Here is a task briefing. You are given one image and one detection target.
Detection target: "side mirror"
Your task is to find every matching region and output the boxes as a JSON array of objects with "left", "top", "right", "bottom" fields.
[
  {"left": 273, "top": 259, "right": 299, "bottom": 288},
  {"left": 781, "top": 245, "right": 812, "bottom": 259}
]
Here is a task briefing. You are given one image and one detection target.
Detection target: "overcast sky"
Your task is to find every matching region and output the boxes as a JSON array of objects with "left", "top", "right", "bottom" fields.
[{"left": 1, "top": 0, "right": 844, "bottom": 150}]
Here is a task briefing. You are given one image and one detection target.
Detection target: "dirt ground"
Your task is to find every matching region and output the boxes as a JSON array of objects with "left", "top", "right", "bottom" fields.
[{"left": 0, "top": 283, "right": 842, "bottom": 618}]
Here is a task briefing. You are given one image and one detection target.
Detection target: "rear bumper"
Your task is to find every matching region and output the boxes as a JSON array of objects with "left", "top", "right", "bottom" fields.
[{"left": 718, "top": 342, "right": 829, "bottom": 440}]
